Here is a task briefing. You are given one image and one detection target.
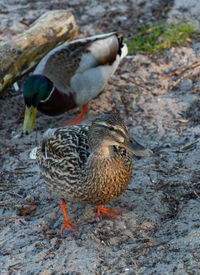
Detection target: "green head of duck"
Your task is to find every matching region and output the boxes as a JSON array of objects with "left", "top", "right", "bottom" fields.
[{"left": 22, "top": 75, "right": 54, "bottom": 135}]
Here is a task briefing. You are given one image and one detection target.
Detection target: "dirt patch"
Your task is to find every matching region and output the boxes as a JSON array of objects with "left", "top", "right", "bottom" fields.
[{"left": 0, "top": 1, "right": 200, "bottom": 274}]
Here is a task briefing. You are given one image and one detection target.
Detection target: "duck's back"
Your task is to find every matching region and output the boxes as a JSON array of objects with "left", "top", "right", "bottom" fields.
[
  {"left": 34, "top": 33, "right": 127, "bottom": 105},
  {"left": 37, "top": 126, "right": 90, "bottom": 197}
]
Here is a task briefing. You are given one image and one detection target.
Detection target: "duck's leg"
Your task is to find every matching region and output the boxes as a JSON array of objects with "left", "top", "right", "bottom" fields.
[
  {"left": 96, "top": 205, "right": 124, "bottom": 220},
  {"left": 63, "top": 103, "right": 88, "bottom": 126},
  {"left": 60, "top": 199, "right": 78, "bottom": 235}
]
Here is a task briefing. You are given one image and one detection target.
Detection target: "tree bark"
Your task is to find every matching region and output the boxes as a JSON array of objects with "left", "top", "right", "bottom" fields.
[{"left": 0, "top": 10, "right": 78, "bottom": 94}]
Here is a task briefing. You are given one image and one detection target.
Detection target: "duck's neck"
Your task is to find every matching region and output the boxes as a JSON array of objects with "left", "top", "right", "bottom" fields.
[
  {"left": 93, "top": 145, "right": 116, "bottom": 157},
  {"left": 38, "top": 87, "right": 77, "bottom": 116}
]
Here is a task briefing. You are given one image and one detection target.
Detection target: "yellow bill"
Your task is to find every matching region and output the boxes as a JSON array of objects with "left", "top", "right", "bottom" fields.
[{"left": 23, "top": 105, "right": 37, "bottom": 135}]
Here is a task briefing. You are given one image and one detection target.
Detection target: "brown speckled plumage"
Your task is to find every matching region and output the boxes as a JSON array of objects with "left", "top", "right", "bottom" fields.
[
  {"left": 37, "top": 120, "right": 132, "bottom": 206},
  {"left": 36, "top": 114, "right": 152, "bottom": 232}
]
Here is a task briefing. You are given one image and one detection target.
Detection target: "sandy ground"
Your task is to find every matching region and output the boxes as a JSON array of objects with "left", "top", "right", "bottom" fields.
[{"left": 0, "top": 1, "right": 200, "bottom": 274}]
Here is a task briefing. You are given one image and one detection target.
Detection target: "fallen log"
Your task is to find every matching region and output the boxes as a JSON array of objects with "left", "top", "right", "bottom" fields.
[{"left": 0, "top": 10, "right": 77, "bottom": 94}]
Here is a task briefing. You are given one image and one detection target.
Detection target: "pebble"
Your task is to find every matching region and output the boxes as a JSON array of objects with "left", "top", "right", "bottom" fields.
[{"left": 179, "top": 78, "right": 193, "bottom": 91}]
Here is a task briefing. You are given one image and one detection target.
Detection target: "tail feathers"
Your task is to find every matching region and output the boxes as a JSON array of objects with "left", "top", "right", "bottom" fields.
[
  {"left": 117, "top": 35, "right": 127, "bottom": 58},
  {"left": 29, "top": 128, "right": 57, "bottom": 160},
  {"left": 120, "top": 42, "right": 128, "bottom": 59},
  {"left": 88, "top": 33, "right": 127, "bottom": 65},
  {"left": 30, "top": 146, "right": 38, "bottom": 159}
]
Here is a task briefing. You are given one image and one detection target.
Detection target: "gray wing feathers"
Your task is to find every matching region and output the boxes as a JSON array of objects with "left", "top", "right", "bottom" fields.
[{"left": 34, "top": 33, "right": 127, "bottom": 100}]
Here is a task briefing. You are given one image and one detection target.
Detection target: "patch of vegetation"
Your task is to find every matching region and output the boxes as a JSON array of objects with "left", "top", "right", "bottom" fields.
[{"left": 127, "top": 21, "right": 197, "bottom": 55}]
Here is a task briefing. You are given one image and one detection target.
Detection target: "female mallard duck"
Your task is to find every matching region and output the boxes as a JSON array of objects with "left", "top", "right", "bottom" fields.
[
  {"left": 36, "top": 114, "right": 152, "bottom": 235},
  {"left": 23, "top": 32, "right": 128, "bottom": 134}
]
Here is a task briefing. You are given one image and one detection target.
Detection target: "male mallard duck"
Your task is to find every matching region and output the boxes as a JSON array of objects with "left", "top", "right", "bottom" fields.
[
  {"left": 23, "top": 32, "right": 128, "bottom": 134},
  {"left": 36, "top": 114, "right": 152, "bottom": 235}
]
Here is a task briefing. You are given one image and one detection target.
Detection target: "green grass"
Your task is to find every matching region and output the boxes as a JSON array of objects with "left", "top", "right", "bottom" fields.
[{"left": 127, "top": 21, "right": 197, "bottom": 55}]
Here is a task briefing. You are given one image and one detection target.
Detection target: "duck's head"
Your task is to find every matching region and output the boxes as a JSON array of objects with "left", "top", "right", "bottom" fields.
[
  {"left": 88, "top": 114, "right": 152, "bottom": 157},
  {"left": 22, "top": 75, "right": 54, "bottom": 135}
]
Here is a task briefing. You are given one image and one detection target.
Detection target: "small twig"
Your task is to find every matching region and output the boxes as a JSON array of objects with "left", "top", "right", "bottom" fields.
[
  {"left": 0, "top": 216, "right": 18, "bottom": 220},
  {"left": 181, "top": 138, "right": 200, "bottom": 151},
  {"left": 175, "top": 200, "right": 187, "bottom": 219},
  {"left": 0, "top": 188, "right": 10, "bottom": 191},
  {"left": 0, "top": 183, "right": 22, "bottom": 186},
  {"left": 4, "top": 170, "right": 37, "bottom": 175},
  {"left": 162, "top": 59, "right": 200, "bottom": 90},
  {"left": 163, "top": 61, "right": 200, "bottom": 79},
  {"left": 193, "top": 191, "right": 200, "bottom": 199},
  {"left": 169, "top": 65, "right": 200, "bottom": 90},
  {"left": 154, "top": 183, "right": 169, "bottom": 191}
]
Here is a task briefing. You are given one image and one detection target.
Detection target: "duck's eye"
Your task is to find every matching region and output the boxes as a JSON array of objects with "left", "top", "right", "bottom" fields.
[{"left": 108, "top": 126, "right": 115, "bottom": 131}]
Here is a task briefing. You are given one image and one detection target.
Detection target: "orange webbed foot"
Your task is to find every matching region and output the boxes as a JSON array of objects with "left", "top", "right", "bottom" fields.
[
  {"left": 96, "top": 205, "right": 125, "bottom": 220},
  {"left": 60, "top": 199, "right": 79, "bottom": 236},
  {"left": 61, "top": 220, "right": 79, "bottom": 236},
  {"left": 63, "top": 103, "right": 88, "bottom": 126}
]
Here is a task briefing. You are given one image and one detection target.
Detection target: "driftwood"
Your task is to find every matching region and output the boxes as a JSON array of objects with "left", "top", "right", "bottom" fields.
[{"left": 0, "top": 10, "right": 78, "bottom": 94}]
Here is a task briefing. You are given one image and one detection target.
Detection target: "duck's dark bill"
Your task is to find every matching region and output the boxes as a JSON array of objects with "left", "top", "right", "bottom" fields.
[
  {"left": 120, "top": 139, "right": 152, "bottom": 157},
  {"left": 23, "top": 105, "right": 37, "bottom": 135}
]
